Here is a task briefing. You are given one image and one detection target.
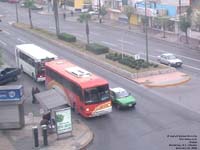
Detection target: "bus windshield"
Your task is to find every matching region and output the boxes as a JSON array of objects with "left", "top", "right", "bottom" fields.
[{"left": 84, "top": 85, "right": 110, "bottom": 104}]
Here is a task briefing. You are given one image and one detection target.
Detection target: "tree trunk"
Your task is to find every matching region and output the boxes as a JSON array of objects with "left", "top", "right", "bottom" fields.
[
  {"left": 28, "top": 8, "right": 33, "bottom": 29},
  {"left": 143, "top": 23, "right": 145, "bottom": 33},
  {"left": 163, "top": 23, "right": 166, "bottom": 38},
  {"left": 86, "top": 21, "right": 89, "bottom": 44},
  {"left": 128, "top": 18, "right": 131, "bottom": 30},
  {"left": 53, "top": 0, "right": 60, "bottom": 36},
  {"left": 185, "top": 29, "right": 189, "bottom": 44}
]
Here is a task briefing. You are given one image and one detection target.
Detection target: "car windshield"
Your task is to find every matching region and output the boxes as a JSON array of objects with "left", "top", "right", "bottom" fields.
[
  {"left": 84, "top": 85, "right": 110, "bottom": 104},
  {"left": 167, "top": 55, "right": 177, "bottom": 59},
  {"left": 116, "top": 90, "right": 129, "bottom": 98}
]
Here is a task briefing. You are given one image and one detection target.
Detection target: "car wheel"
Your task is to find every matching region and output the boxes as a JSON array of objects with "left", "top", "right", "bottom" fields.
[
  {"left": 116, "top": 104, "right": 121, "bottom": 110},
  {"left": 13, "top": 76, "right": 18, "bottom": 81}
]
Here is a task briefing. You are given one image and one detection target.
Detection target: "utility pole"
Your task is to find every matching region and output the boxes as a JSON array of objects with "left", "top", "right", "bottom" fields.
[
  {"left": 144, "top": 0, "right": 149, "bottom": 63},
  {"left": 15, "top": 3, "right": 19, "bottom": 23},
  {"left": 53, "top": 0, "right": 60, "bottom": 36},
  {"left": 98, "top": 0, "right": 102, "bottom": 23},
  {"left": 178, "top": 0, "right": 181, "bottom": 41},
  {"left": 179, "top": 0, "right": 182, "bottom": 16}
]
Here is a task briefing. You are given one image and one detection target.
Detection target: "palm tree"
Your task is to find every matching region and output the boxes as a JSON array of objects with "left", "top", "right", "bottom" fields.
[
  {"left": 24, "top": 0, "right": 34, "bottom": 28},
  {"left": 78, "top": 13, "right": 91, "bottom": 44},
  {"left": 180, "top": 16, "right": 191, "bottom": 43},
  {"left": 179, "top": 7, "right": 192, "bottom": 43},
  {"left": 157, "top": 16, "right": 169, "bottom": 38}
]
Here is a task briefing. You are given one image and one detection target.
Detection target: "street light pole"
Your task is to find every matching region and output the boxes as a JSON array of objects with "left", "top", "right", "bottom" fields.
[
  {"left": 15, "top": 3, "right": 19, "bottom": 23},
  {"left": 144, "top": 0, "right": 149, "bottom": 63}
]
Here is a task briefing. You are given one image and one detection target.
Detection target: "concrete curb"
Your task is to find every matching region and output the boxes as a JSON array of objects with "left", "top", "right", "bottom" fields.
[
  {"left": 77, "top": 127, "right": 94, "bottom": 150},
  {"left": 144, "top": 76, "right": 191, "bottom": 88}
]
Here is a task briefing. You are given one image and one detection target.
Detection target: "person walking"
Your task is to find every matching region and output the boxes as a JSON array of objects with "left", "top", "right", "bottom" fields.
[
  {"left": 32, "top": 87, "right": 36, "bottom": 104},
  {"left": 70, "top": 10, "right": 74, "bottom": 17},
  {"left": 32, "top": 87, "right": 40, "bottom": 104},
  {"left": 63, "top": 12, "right": 66, "bottom": 20}
]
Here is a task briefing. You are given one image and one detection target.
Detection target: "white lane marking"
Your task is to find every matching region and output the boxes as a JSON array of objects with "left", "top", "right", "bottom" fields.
[
  {"left": 8, "top": 21, "right": 15, "bottom": 25},
  {"left": 101, "top": 41, "right": 117, "bottom": 47},
  {"left": 155, "top": 49, "right": 167, "bottom": 53},
  {"left": 118, "top": 39, "right": 134, "bottom": 45},
  {"left": 17, "top": 38, "right": 26, "bottom": 43},
  {"left": 90, "top": 32, "right": 100, "bottom": 36},
  {"left": 176, "top": 54, "right": 200, "bottom": 63},
  {"left": 0, "top": 40, "right": 7, "bottom": 46},
  {"left": 49, "top": 26, "right": 56, "bottom": 30},
  {"left": 183, "top": 64, "right": 200, "bottom": 71},
  {"left": 3, "top": 30, "right": 10, "bottom": 35}
]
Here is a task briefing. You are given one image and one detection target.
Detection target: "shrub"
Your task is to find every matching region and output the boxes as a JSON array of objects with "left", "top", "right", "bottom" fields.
[
  {"left": 58, "top": 33, "right": 76, "bottom": 42},
  {"left": 86, "top": 43, "right": 109, "bottom": 55}
]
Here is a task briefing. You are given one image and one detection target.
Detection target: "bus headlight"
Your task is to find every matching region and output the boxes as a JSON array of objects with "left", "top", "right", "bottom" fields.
[
  {"left": 108, "top": 103, "right": 111, "bottom": 107},
  {"left": 86, "top": 108, "right": 90, "bottom": 112}
]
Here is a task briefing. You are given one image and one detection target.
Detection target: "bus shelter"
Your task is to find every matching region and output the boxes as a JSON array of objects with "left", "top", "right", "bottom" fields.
[{"left": 35, "top": 89, "right": 69, "bottom": 128}]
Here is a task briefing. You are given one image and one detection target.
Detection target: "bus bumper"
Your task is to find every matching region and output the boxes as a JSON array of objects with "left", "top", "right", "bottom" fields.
[
  {"left": 91, "top": 106, "right": 112, "bottom": 117},
  {"left": 37, "top": 77, "right": 45, "bottom": 82}
]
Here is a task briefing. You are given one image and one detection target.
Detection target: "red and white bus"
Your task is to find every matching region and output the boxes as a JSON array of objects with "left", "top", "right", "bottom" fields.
[
  {"left": 15, "top": 44, "right": 58, "bottom": 82},
  {"left": 45, "top": 59, "right": 112, "bottom": 118}
]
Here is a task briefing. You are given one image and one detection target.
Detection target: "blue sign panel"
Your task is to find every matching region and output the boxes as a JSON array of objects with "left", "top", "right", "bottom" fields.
[{"left": 0, "top": 85, "right": 24, "bottom": 101}]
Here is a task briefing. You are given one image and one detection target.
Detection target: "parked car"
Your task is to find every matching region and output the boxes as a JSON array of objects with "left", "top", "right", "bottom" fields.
[
  {"left": 110, "top": 87, "right": 136, "bottom": 109},
  {"left": 88, "top": 11, "right": 98, "bottom": 15},
  {"left": 0, "top": 67, "right": 21, "bottom": 85},
  {"left": 20, "top": 2, "right": 43, "bottom": 10},
  {"left": 157, "top": 53, "right": 183, "bottom": 67}
]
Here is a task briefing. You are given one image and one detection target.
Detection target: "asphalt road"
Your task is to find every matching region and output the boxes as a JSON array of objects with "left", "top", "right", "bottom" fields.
[{"left": 1, "top": 3, "right": 200, "bottom": 150}]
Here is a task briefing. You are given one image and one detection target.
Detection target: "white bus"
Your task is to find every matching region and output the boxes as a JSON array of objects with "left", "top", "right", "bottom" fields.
[{"left": 15, "top": 44, "right": 58, "bottom": 82}]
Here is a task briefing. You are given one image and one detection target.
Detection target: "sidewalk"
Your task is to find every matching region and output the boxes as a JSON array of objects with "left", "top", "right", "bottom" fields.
[
  {"left": 0, "top": 116, "right": 93, "bottom": 150},
  {"left": 38, "top": 6, "right": 200, "bottom": 50}
]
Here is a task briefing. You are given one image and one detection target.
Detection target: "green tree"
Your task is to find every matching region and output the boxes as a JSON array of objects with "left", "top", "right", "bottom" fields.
[
  {"left": 180, "top": 16, "right": 191, "bottom": 43},
  {"left": 179, "top": 7, "right": 192, "bottom": 43},
  {"left": 24, "top": 0, "right": 34, "bottom": 29},
  {"left": 193, "top": 10, "right": 200, "bottom": 31},
  {"left": 157, "top": 16, "right": 169, "bottom": 38},
  {"left": 123, "top": 6, "right": 135, "bottom": 29},
  {"left": 99, "top": 6, "right": 107, "bottom": 23},
  {"left": 78, "top": 13, "right": 91, "bottom": 44}
]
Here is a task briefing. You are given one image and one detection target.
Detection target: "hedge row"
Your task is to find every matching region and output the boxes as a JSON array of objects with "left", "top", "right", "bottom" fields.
[
  {"left": 86, "top": 43, "right": 109, "bottom": 55},
  {"left": 105, "top": 52, "right": 158, "bottom": 70},
  {"left": 58, "top": 33, "right": 76, "bottom": 42}
]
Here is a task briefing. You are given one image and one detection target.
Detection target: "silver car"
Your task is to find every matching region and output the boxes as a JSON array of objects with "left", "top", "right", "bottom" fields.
[{"left": 157, "top": 53, "right": 183, "bottom": 67}]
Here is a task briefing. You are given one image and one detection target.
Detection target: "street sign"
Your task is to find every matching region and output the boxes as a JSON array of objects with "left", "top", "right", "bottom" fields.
[
  {"left": 134, "top": 54, "right": 140, "bottom": 60},
  {"left": 55, "top": 107, "right": 72, "bottom": 135}
]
